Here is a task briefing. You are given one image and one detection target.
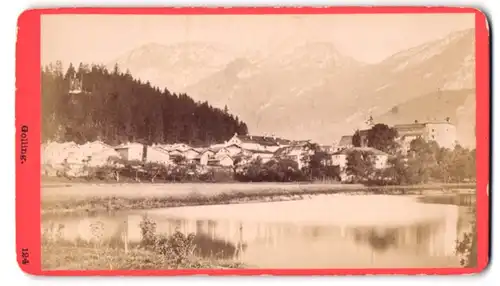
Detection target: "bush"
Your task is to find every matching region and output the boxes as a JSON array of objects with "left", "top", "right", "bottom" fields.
[
  {"left": 138, "top": 214, "right": 197, "bottom": 267},
  {"left": 235, "top": 158, "right": 311, "bottom": 182},
  {"left": 455, "top": 208, "right": 477, "bottom": 268},
  {"left": 139, "top": 214, "right": 157, "bottom": 249},
  {"left": 41, "top": 215, "right": 244, "bottom": 270}
]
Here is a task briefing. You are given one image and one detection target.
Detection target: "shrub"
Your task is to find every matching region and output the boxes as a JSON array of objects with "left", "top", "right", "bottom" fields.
[
  {"left": 138, "top": 215, "right": 197, "bottom": 267},
  {"left": 139, "top": 214, "right": 157, "bottom": 249},
  {"left": 455, "top": 208, "right": 477, "bottom": 268}
]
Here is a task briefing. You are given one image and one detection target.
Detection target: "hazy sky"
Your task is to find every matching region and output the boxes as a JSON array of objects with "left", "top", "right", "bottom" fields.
[{"left": 41, "top": 13, "right": 475, "bottom": 66}]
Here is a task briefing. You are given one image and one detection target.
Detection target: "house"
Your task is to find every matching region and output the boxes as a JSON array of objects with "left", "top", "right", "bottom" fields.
[
  {"left": 393, "top": 121, "right": 457, "bottom": 150},
  {"left": 319, "top": 145, "right": 335, "bottom": 154},
  {"left": 225, "top": 133, "right": 296, "bottom": 152},
  {"left": 194, "top": 147, "right": 205, "bottom": 153},
  {"left": 248, "top": 149, "right": 275, "bottom": 163},
  {"left": 183, "top": 148, "right": 201, "bottom": 162},
  {"left": 114, "top": 143, "right": 146, "bottom": 162},
  {"left": 331, "top": 147, "right": 389, "bottom": 170},
  {"left": 145, "top": 146, "right": 171, "bottom": 165},
  {"left": 209, "top": 143, "right": 226, "bottom": 150},
  {"left": 274, "top": 144, "right": 314, "bottom": 169},
  {"left": 42, "top": 142, "right": 79, "bottom": 167},
  {"left": 336, "top": 129, "right": 372, "bottom": 150},
  {"left": 220, "top": 144, "right": 244, "bottom": 157},
  {"left": 80, "top": 141, "right": 120, "bottom": 167},
  {"left": 167, "top": 143, "right": 192, "bottom": 152},
  {"left": 214, "top": 153, "right": 234, "bottom": 167},
  {"left": 168, "top": 148, "right": 185, "bottom": 158},
  {"left": 167, "top": 147, "right": 200, "bottom": 164},
  {"left": 336, "top": 135, "right": 354, "bottom": 151},
  {"left": 42, "top": 141, "right": 122, "bottom": 177},
  {"left": 335, "top": 119, "right": 457, "bottom": 155},
  {"left": 198, "top": 149, "right": 216, "bottom": 166},
  {"left": 215, "top": 147, "right": 231, "bottom": 158}
]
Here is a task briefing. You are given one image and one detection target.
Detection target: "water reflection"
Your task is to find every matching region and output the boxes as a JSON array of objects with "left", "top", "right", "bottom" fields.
[{"left": 42, "top": 193, "right": 475, "bottom": 268}]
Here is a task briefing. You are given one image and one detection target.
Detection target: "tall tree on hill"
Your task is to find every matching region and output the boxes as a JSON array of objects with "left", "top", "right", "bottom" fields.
[{"left": 366, "top": 123, "right": 399, "bottom": 154}]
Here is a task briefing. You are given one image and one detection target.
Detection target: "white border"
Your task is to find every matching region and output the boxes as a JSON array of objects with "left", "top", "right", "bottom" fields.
[{"left": 0, "top": 0, "right": 496, "bottom": 285}]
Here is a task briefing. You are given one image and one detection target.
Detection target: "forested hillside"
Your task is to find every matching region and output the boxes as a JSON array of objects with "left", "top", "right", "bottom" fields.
[{"left": 41, "top": 62, "right": 248, "bottom": 146}]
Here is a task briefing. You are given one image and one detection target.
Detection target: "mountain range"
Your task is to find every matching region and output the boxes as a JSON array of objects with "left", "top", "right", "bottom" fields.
[{"left": 108, "top": 28, "right": 476, "bottom": 148}]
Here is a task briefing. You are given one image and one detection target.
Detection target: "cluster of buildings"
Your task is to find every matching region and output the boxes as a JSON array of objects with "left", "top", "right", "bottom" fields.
[
  {"left": 331, "top": 120, "right": 458, "bottom": 173},
  {"left": 113, "top": 133, "right": 317, "bottom": 169},
  {"left": 41, "top": 120, "right": 457, "bottom": 180},
  {"left": 41, "top": 133, "right": 320, "bottom": 177},
  {"left": 336, "top": 120, "right": 457, "bottom": 152}
]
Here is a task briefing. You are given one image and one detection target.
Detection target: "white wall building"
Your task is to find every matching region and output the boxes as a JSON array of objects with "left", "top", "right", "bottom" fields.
[
  {"left": 145, "top": 146, "right": 171, "bottom": 165},
  {"left": 114, "top": 143, "right": 145, "bottom": 162},
  {"left": 226, "top": 133, "right": 296, "bottom": 152},
  {"left": 214, "top": 153, "right": 234, "bottom": 167},
  {"left": 394, "top": 121, "right": 457, "bottom": 150},
  {"left": 274, "top": 145, "right": 314, "bottom": 169},
  {"left": 199, "top": 149, "right": 216, "bottom": 166}
]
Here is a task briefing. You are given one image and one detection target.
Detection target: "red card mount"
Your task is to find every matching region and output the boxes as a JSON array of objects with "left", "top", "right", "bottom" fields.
[{"left": 16, "top": 6, "right": 490, "bottom": 276}]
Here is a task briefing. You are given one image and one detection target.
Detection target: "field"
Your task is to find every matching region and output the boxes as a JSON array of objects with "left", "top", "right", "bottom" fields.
[{"left": 41, "top": 181, "right": 476, "bottom": 216}]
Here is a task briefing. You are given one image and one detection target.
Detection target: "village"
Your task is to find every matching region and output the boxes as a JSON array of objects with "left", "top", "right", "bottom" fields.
[{"left": 41, "top": 118, "right": 458, "bottom": 182}]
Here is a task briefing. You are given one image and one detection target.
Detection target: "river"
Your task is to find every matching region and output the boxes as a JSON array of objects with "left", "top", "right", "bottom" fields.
[{"left": 41, "top": 192, "right": 476, "bottom": 269}]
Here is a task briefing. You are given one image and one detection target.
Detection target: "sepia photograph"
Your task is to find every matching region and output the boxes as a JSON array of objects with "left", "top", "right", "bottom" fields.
[{"left": 40, "top": 12, "right": 479, "bottom": 271}]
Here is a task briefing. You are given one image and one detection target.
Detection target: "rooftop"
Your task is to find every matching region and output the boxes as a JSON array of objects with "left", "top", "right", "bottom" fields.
[
  {"left": 338, "top": 135, "right": 353, "bottom": 147},
  {"left": 274, "top": 145, "right": 311, "bottom": 157},
  {"left": 232, "top": 133, "right": 307, "bottom": 147},
  {"left": 394, "top": 121, "right": 454, "bottom": 129},
  {"left": 332, "top": 147, "right": 388, "bottom": 156}
]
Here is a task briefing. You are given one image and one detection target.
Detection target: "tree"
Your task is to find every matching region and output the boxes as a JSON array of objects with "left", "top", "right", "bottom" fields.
[
  {"left": 352, "top": 130, "right": 362, "bottom": 147},
  {"left": 405, "top": 138, "right": 439, "bottom": 184},
  {"left": 432, "top": 147, "right": 454, "bottom": 182},
  {"left": 240, "top": 157, "right": 264, "bottom": 182},
  {"left": 277, "top": 159, "right": 304, "bottom": 182},
  {"left": 383, "top": 152, "right": 409, "bottom": 185},
  {"left": 366, "top": 124, "right": 399, "bottom": 154},
  {"left": 64, "top": 63, "right": 76, "bottom": 80},
  {"left": 231, "top": 154, "right": 246, "bottom": 175},
  {"left": 449, "top": 145, "right": 476, "bottom": 182},
  {"left": 346, "top": 150, "right": 375, "bottom": 183},
  {"left": 143, "top": 162, "right": 168, "bottom": 183},
  {"left": 41, "top": 62, "right": 249, "bottom": 145},
  {"left": 172, "top": 155, "right": 186, "bottom": 165},
  {"left": 300, "top": 143, "right": 337, "bottom": 181},
  {"left": 113, "top": 63, "right": 120, "bottom": 75}
]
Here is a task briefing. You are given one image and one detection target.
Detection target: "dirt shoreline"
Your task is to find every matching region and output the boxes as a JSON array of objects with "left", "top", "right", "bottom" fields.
[{"left": 41, "top": 182, "right": 475, "bottom": 216}]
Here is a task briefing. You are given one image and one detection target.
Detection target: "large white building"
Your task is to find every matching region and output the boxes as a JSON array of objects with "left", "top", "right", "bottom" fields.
[
  {"left": 394, "top": 121, "right": 457, "bottom": 150},
  {"left": 336, "top": 121, "right": 458, "bottom": 153}
]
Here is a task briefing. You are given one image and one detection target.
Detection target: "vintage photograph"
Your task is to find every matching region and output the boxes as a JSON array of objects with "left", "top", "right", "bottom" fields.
[{"left": 40, "top": 13, "right": 477, "bottom": 270}]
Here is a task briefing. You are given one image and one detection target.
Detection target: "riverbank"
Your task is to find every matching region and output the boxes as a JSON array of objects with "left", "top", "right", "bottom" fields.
[
  {"left": 42, "top": 244, "right": 244, "bottom": 270},
  {"left": 41, "top": 182, "right": 475, "bottom": 216}
]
